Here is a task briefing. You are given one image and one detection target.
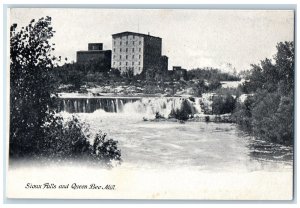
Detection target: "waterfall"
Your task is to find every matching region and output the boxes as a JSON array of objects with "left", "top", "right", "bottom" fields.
[
  {"left": 59, "top": 97, "right": 140, "bottom": 113},
  {"left": 58, "top": 96, "right": 205, "bottom": 117}
]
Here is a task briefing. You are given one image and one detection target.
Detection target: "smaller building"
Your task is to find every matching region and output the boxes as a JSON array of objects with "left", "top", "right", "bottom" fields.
[
  {"left": 172, "top": 66, "right": 188, "bottom": 80},
  {"left": 88, "top": 43, "right": 103, "bottom": 51},
  {"left": 160, "top": 56, "right": 169, "bottom": 72},
  {"left": 76, "top": 43, "right": 112, "bottom": 71}
]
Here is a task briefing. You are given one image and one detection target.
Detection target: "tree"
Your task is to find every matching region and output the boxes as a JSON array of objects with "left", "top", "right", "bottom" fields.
[
  {"left": 232, "top": 95, "right": 255, "bottom": 132},
  {"left": 68, "top": 64, "right": 84, "bottom": 90},
  {"left": 242, "top": 41, "right": 294, "bottom": 94},
  {"left": 10, "top": 17, "right": 58, "bottom": 156},
  {"left": 235, "top": 41, "right": 294, "bottom": 145},
  {"left": 275, "top": 41, "right": 294, "bottom": 94},
  {"left": 248, "top": 90, "right": 293, "bottom": 145}
]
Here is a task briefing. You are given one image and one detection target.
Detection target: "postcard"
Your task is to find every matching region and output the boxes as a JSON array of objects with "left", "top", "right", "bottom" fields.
[{"left": 6, "top": 8, "right": 294, "bottom": 200}]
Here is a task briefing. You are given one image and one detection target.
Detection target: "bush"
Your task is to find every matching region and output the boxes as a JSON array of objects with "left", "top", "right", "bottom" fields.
[
  {"left": 43, "top": 116, "right": 90, "bottom": 159},
  {"left": 212, "top": 94, "right": 236, "bottom": 115},
  {"left": 43, "top": 116, "right": 122, "bottom": 166},
  {"left": 234, "top": 91, "right": 293, "bottom": 145},
  {"left": 93, "top": 131, "right": 122, "bottom": 165},
  {"left": 169, "top": 100, "right": 193, "bottom": 121}
]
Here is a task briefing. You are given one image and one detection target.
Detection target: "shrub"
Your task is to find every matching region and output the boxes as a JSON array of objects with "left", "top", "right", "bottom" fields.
[
  {"left": 155, "top": 112, "right": 164, "bottom": 119},
  {"left": 42, "top": 116, "right": 121, "bottom": 166},
  {"left": 93, "top": 131, "right": 122, "bottom": 165},
  {"left": 212, "top": 94, "right": 236, "bottom": 115},
  {"left": 169, "top": 100, "right": 193, "bottom": 121},
  {"left": 205, "top": 116, "right": 210, "bottom": 122}
]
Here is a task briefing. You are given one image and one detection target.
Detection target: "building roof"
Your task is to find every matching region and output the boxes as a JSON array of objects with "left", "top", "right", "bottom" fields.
[
  {"left": 77, "top": 50, "right": 111, "bottom": 53},
  {"left": 112, "top": 31, "right": 161, "bottom": 39}
]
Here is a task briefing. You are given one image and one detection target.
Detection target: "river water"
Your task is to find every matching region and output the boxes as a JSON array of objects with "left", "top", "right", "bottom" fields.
[{"left": 60, "top": 109, "right": 292, "bottom": 172}]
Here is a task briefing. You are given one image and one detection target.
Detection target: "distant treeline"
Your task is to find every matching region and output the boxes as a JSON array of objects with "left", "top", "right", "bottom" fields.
[
  {"left": 187, "top": 68, "right": 240, "bottom": 81},
  {"left": 52, "top": 61, "right": 240, "bottom": 92}
]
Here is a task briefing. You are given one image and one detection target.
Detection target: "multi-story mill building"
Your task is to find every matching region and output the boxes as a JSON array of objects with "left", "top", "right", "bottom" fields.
[{"left": 111, "top": 31, "right": 168, "bottom": 75}]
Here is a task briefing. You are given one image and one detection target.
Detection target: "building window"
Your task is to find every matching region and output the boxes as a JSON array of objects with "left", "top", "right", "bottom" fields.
[
  {"left": 113, "top": 48, "right": 115, "bottom": 52},
  {"left": 139, "top": 41, "right": 141, "bottom": 45},
  {"left": 132, "top": 55, "right": 134, "bottom": 59},
  {"left": 133, "top": 41, "right": 135, "bottom": 45},
  {"left": 139, "top": 55, "right": 141, "bottom": 59},
  {"left": 113, "top": 55, "right": 115, "bottom": 58},
  {"left": 132, "top": 62, "right": 134, "bottom": 66},
  {"left": 120, "top": 48, "right": 122, "bottom": 52},
  {"left": 113, "top": 62, "right": 115, "bottom": 66},
  {"left": 126, "top": 41, "right": 128, "bottom": 45},
  {"left": 114, "top": 41, "right": 116, "bottom": 46},
  {"left": 120, "top": 41, "right": 122, "bottom": 45},
  {"left": 120, "top": 55, "right": 121, "bottom": 59},
  {"left": 132, "top": 48, "right": 134, "bottom": 52},
  {"left": 119, "top": 62, "right": 121, "bottom": 66},
  {"left": 126, "top": 62, "right": 128, "bottom": 66},
  {"left": 126, "top": 55, "right": 128, "bottom": 59},
  {"left": 138, "top": 62, "right": 140, "bottom": 65},
  {"left": 139, "top": 48, "right": 141, "bottom": 52},
  {"left": 126, "top": 48, "right": 128, "bottom": 52}
]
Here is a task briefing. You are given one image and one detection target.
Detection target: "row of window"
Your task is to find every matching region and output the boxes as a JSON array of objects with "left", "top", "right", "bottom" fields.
[
  {"left": 117, "top": 67, "right": 142, "bottom": 71},
  {"left": 114, "top": 40, "right": 142, "bottom": 46},
  {"left": 113, "top": 54, "right": 142, "bottom": 59},
  {"left": 113, "top": 61, "right": 141, "bottom": 66},
  {"left": 113, "top": 48, "right": 142, "bottom": 53}
]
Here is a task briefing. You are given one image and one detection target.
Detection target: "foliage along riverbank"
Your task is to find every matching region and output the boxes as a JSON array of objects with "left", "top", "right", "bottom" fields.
[{"left": 232, "top": 41, "right": 294, "bottom": 146}]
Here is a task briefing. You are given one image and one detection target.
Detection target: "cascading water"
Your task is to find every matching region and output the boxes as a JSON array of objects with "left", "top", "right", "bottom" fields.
[
  {"left": 58, "top": 96, "right": 205, "bottom": 117},
  {"left": 58, "top": 97, "right": 140, "bottom": 113}
]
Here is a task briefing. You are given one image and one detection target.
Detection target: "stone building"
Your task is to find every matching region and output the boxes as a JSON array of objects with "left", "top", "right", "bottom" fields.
[
  {"left": 111, "top": 31, "right": 168, "bottom": 75},
  {"left": 76, "top": 43, "right": 111, "bottom": 70}
]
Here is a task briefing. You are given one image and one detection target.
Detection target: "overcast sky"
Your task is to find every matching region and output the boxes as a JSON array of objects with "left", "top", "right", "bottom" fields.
[{"left": 10, "top": 8, "right": 294, "bottom": 72}]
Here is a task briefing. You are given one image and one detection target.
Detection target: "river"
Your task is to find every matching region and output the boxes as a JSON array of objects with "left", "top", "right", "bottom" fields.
[
  {"left": 58, "top": 95, "right": 292, "bottom": 171},
  {"left": 7, "top": 96, "right": 293, "bottom": 199}
]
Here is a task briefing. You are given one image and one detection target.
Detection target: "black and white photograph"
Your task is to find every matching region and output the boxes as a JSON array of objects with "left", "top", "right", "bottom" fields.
[{"left": 6, "top": 7, "right": 294, "bottom": 200}]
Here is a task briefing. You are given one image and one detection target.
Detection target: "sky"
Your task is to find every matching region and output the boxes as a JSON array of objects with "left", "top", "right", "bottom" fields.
[{"left": 9, "top": 8, "right": 294, "bottom": 72}]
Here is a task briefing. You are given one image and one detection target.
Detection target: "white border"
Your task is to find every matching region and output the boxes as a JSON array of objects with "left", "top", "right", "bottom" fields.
[{"left": 0, "top": 0, "right": 299, "bottom": 208}]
